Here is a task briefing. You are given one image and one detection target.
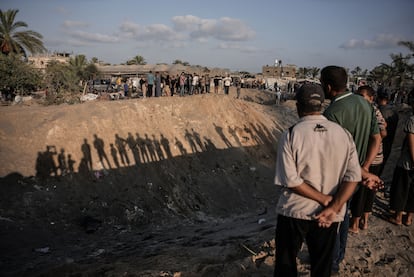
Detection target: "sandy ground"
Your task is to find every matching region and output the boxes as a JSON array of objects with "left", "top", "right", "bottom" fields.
[{"left": 0, "top": 87, "right": 413, "bottom": 277}]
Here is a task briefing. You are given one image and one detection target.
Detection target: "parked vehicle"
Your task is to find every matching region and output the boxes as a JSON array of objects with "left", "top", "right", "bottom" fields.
[{"left": 92, "top": 79, "right": 113, "bottom": 93}]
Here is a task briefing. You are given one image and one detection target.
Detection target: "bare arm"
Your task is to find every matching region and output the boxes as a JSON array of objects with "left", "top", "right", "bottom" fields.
[
  {"left": 408, "top": 133, "right": 414, "bottom": 164},
  {"left": 290, "top": 182, "right": 333, "bottom": 207},
  {"left": 315, "top": 181, "right": 359, "bottom": 227},
  {"left": 380, "top": 126, "right": 387, "bottom": 139},
  {"left": 361, "top": 168, "right": 384, "bottom": 191},
  {"left": 362, "top": 133, "right": 381, "bottom": 171}
]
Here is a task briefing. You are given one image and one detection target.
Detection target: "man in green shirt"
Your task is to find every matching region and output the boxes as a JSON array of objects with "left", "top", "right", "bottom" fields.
[{"left": 320, "top": 65, "right": 382, "bottom": 274}]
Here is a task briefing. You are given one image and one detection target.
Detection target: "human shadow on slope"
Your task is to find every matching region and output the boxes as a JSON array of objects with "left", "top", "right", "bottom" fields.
[{"left": 34, "top": 121, "right": 275, "bottom": 181}]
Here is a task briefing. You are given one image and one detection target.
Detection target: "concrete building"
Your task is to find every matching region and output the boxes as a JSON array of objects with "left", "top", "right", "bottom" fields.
[
  {"left": 262, "top": 64, "right": 296, "bottom": 78},
  {"left": 28, "top": 52, "right": 71, "bottom": 71}
]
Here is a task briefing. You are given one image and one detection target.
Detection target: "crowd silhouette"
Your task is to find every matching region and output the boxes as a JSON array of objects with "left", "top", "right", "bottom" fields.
[{"left": 34, "top": 122, "right": 274, "bottom": 178}]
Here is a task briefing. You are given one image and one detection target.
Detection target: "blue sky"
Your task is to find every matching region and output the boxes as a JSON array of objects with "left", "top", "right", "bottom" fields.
[{"left": 2, "top": 0, "right": 413, "bottom": 73}]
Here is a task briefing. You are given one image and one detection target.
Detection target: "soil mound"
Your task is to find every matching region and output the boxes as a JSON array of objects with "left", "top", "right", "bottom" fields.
[
  {"left": 0, "top": 89, "right": 298, "bottom": 276},
  {"left": 1, "top": 89, "right": 413, "bottom": 277}
]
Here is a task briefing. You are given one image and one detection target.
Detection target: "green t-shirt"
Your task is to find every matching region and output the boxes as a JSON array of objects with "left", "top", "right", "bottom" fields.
[{"left": 323, "top": 92, "right": 380, "bottom": 165}]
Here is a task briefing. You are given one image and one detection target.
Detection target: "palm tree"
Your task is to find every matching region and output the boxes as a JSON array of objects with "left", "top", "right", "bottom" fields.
[
  {"left": 398, "top": 41, "right": 414, "bottom": 53},
  {"left": 369, "top": 40, "right": 414, "bottom": 88},
  {"left": 350, "top": 66, "right": 362, "bottom": 81},
  {"left": 126, "top": 55, "right": 146, "bottom": 65},
  {"left": 296, "top": 67, "right": 311, "bottom": 79},
  {"left": 69, "top": 54, "right": 89, "bottom": 79},
  {"left": 309, "top": 67, "right": 320, "bottom": 79},
  {"left": 370, "top": 63, "right": 393, "bottom": 86},
  {"left": 0, "top": 9, "right": 46, "bottom": 57},
  {"left": 389, "top": 53, "right": 410, "bottom": 89},
  {"left": 397, "top": 41, "right": 414, "bottom": 80},
  {"left": 68, "top": 54, "right": 98, "bottom": 83},
  {"left": 369, "top": 63, "right": 393, "bottom": 87},
  {"left": 91, "top": 57, "right": 99, "bottom": 64}
]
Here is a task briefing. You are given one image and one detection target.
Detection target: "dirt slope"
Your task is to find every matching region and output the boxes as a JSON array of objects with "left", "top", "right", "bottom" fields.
[
  {"left": 0, "top": 89, "right": 291, "bottom": 177},
  {"left": 1, "top": 89, "right": 413, "bottom": 277},
  {"left": 0, "top": 89, "right": 297, "bottom": 276}
]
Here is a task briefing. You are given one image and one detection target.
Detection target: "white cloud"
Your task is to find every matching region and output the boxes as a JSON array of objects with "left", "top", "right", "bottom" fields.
[
  {"left": 172, "top": 15, "right": 202, "bottom": 31},
  {"left": 119, "top": 21, "right": 183, "bottom": 41},
  {"left": 69, "top": 30, "right": 119, "bottom": 43},
  {"left": 172, "top": 15, "right": 256, "bottom": 41},
  {"left": 340, "top": 33, "right": 404, "bottom": 49},
  {"left": 57, "top": 15, "right": 256, "bottom": 53},
  {"left": 119, "top": 21, "right": 139, "bottom": 35}
]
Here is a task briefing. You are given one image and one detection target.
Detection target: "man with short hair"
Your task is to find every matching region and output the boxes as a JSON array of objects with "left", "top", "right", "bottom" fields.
[
  {"left": 320, "top": 65, "right": 382, "bottom": 274},
  {"left": 223, "top": 74, "right": 231, "bottom": 95},
  {"left": 147, "top": 71, "right": 154, "bottom": 97},
  {"left": 179, "top": 72, "right": 186, "bottom": 97},
  {"left": 274, "top": 83, "right": 361, "bottom": 277},
  {"left": 204, "top": 74, "right": 211, "bottom": 93}
]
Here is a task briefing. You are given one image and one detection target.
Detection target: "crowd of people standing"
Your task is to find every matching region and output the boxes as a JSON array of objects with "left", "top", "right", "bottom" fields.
[
  {"left": 95, "top": 70, "right": 286, "bottom": 101},
  {"left": 113, "top": 71, "right": 242, "bottom": 99},
  {"left": 273, "top": 65, "right": 413, "bottom": 277}
]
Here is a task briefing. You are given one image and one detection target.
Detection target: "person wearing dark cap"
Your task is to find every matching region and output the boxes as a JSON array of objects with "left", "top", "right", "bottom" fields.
[{"left": 274, "top": 83, "right": 361, "bottom": 277}]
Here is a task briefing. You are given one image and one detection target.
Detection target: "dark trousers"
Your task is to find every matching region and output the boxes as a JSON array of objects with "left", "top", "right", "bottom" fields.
[
  {"left": 332, "top": 201, "right": 349, "bottom": 272},
  {"left": 147, "top": 84, "right": 153, "bottom": 97},
  {"left": 350, "top": 164, "right": 381, "bottom": 217},
  {"left": 224, "top": 86, "right": 230, "bottom": 95},
  {"left": 274, "top": 215, "right": 338, "bottom": 277},
  {"left": 390, "top": 166, "right": 414, "bottom": 212}
]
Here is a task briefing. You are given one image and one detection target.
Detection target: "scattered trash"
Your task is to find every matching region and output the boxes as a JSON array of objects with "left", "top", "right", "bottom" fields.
[
  {"left": 94, "top": 170, "right": 103, "bottom": 180},
  {"left": 240, "top": 243, "right": 257, "bottom": 256},
  {"left": 125, "top": 206, "right": 144, "bottom": 222},
  {"left": 14, "top": 95, "right": 28, "bottom": 104},
  {"left": 33, "top": 185, "right": 42, "bottom": 191},
  {"left": 80, "top": 93, "right": 98, "bottom": 102},
  {"left": 252, "top": 250, "right": 270, "bottom": 266},
  {"left": 258, "top": 218, "right": 266, "bottom": 224},
  {"left": 249, "top": 167, "right": 256, "bottom": 172},
  {"left": 0, "top": 216, "right": 14, "bottom": 222},
  {"left": 89, "top": 248, "right": 105, "bottom": 257},
  {"left": 34, "top": 247, "right": 50, "bottom": 254}
]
